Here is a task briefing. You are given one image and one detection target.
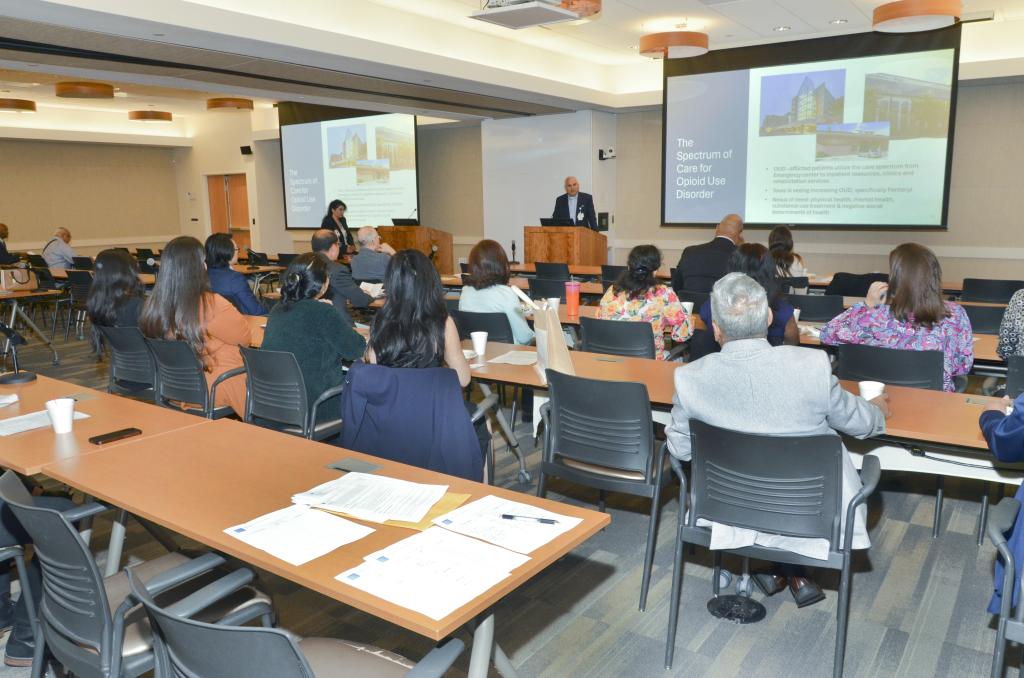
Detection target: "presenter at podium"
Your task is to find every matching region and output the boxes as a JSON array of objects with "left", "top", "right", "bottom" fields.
[{"left": 552, "top": 176, "right": 597, "bottom": 230}]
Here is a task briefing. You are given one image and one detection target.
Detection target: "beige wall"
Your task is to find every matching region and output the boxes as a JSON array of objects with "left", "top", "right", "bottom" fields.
[
  {"left": 0, "top": 139, "right": 180, "bottom": 255},
  {"left": 417, "top": 124, "right": 485, "bottom": 263}
]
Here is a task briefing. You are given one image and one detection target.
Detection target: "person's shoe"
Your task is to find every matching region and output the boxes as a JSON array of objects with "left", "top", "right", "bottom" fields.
[
  {"left": 0, "top": 595, "right": 14, "bottom": 636},
  {"left": 3, "top": 623, "right": 34, "bottom": 667},
  {"left": 789, "top": 577, "right": 826, "bottom": 608},
  {"left": 752, "top": 573, "right": 787, "bottom": 597}
]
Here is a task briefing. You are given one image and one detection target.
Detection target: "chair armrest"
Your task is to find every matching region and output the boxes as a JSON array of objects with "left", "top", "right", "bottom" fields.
[
  {"left": 60, "top": 502, "right": 109, "bottom": 524},
  {"left": 209, "top": 367, "right": 246, "bottom": 418},
  {"left": 136, "top": 552, "right": 227, "bottom": 597},
  {"left": 987, "top": 498, "right": 1022, "bottom": 623},
  {"left": 405, "top": 638, "right": 465, "bottom": 678},
  {"left": 540, "top": 402, "right": 552, "bottom": 461},
  {"left": 309, "top": 384, "right": 346, "bottom": 435},
  {"left": 842, "top": 455, "right": 881, "bottom": 551},
  {"left": 668, "top": 453, "right": 688, "bottom": 514},
  {"left": 164, "top": 569, "right": 255, "bottom": 619},
  {"left": 470, "top": 393, "right": 499, "bottom": 424}
]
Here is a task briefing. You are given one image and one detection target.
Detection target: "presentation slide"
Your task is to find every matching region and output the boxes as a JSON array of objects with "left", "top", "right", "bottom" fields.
[
  {"left": 663, "top": 48, "right": 956, "bottom": 227},
  {"left": 281, "top": 113, "right": 418, "bottom": 228}
]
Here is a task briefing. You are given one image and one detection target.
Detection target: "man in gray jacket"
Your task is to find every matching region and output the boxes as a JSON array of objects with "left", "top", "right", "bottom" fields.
[{"left": 666, "top": 272, "right": 890, "bottom": 606}]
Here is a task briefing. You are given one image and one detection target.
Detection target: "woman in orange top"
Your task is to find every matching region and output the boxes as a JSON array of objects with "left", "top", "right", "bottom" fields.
[{"left": 140, "top": 235, "right": 250, "bottom": 415}]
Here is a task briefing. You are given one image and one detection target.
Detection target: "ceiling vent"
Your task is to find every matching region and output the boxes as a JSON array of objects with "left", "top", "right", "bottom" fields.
[{"left": 471, "top": 1, "right": 580, "bottom": 29}]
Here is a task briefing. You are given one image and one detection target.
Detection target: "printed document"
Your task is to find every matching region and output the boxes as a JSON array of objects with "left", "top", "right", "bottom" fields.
[
  {"left": 293, "top": 472, "right": 448, "bottom": 524},
  {"left": 225, "top": 504, "right": 374, "bottom": 566},
  {"left": 433, "top": 494, "right": 581, "bottom": 554}
]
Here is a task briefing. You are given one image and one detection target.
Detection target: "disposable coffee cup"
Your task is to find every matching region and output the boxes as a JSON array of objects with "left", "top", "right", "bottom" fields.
[
  {"left": 793, "top": 308, "right": 801, "bottom": 322},
  {"left": 470, "top": 331, "right": 488, "bottom": 359},
  {"left": 45, "top": 398, "right": 75, "bottom": 434},
  {"left": 546, "top": 297, "right": 560, "bottom": 313},
  {"left": 858, "top": 381, "right": 885, "bottom": 400},
  {"left": 681, "top": 301, "right": 694, "bottom": 315}
]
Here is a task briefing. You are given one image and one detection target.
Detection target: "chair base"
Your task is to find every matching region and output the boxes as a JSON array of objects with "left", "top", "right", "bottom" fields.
[
  {"left": 707, "top": 595, "right": 766, "bottom": 624},
  {"left": 0, "top": 371, "right": 36, "bottom": 384}
]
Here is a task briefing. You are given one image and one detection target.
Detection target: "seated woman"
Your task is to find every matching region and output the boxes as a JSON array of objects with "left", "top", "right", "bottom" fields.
[
  {"left": 819, "top": 243, "right": 973, "bottom": 392},
  {"left": 261, "top": 252, "right": 366, "bottom": 424},
  {"left": 698, "top": 243, "right": 799, "bottom": 350},
  {"left": 981, "top": 394, "right": 1024, "bottom": 613},
  {"left": 769, "top": 225, "right": 808, "bottom": 291},
  {"left": 458, "top": 239, "right": 534, "bottom": 345},
  {"left": 997, "top": 289, "right": 1024, "bottom": 360},
  {"left": 140, "top": 236, "right": 251, "bottom": 415},
  {"left": 204, "top": 233, "right": 267, "bottom": 316},
  {"left": 86, "top": 248, "right": 145, "bottom": 355},
  {"left": 598, "top": 245, "right": 691, "bottom": 359}
]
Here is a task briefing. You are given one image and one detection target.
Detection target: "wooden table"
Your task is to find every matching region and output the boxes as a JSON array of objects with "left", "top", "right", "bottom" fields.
[
  {"left": 43, "top": 418, "right": 609, "bottom": 676},
  {"left": 510, "top": 263, "right": 673, "bottom": 280},
  {"left": 809, "top": 274, "right": 964, "bottom": 294},
  {"left": 49, "top": 268, "right": 156, "bottom": 286}
]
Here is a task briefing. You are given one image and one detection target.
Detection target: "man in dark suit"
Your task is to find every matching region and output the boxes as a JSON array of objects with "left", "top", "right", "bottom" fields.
[
  {"left": 0, "top": 224, "right": 19, "bottom": 265},
  {"left": 671, "top": 213, "right": 744, "bottom": 294},
  {"left": 551, "top": 176, "right": 598, "bottom": 230},
  {"left": 311, "top": 229, "right": 372, "bottom": 326}
]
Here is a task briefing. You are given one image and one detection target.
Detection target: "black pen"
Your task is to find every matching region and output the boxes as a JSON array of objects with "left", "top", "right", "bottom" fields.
[
  {"left": 501, "top": 513, "right": 558, "bottom": 525},
  {"left": 594, "top": 357, "right": 621, "bottom": 363}
]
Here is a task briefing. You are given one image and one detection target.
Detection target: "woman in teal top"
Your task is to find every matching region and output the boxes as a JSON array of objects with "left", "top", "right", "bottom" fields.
[
  {"left": 458, "top": 239, "right": 534, "bottom": 345},
  {"left": 262, "top": 252, "right": 366, "bottom": 423}
]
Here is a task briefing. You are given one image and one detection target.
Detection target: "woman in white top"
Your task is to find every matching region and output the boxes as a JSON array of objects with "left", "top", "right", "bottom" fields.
[
  {"left": 769, "top": 225, "right": 807, "bottom": 288},
  {"left": 458, "top": 239, "right": 534, "bottom": 345}
]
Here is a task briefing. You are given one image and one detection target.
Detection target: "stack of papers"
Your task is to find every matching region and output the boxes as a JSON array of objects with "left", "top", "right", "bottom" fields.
[
  {"left": 359, "top": 282, "right": 385, "bottom": 298},
  {"left": 336, "top": 527, "right": 530, "bottom": 620},
  {"left": 225, "top": 504, "right": 374, "bottom": 566},
  {"left": 0, "top": 410, "right": 89, "bottom": 437},
  {"left": 433, "top": 495, "right": 581, "bottom": 554},
  {"left": 293, "top": 472, "right": 448, "bottom": 524},
  {"left": 488, "top": 351, "right": 538, "bottom": 366}
]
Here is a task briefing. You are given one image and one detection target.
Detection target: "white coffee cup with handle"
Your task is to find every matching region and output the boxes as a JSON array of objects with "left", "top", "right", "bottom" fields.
[
  {"left": 470, "top": 331, "right": 488, "bottom": 359},
  {"left": 858, "top": 381, "right": 885, "bottom": 400},
  {"left": 45, "top": 397, "right": 75, "bottom": 434}
]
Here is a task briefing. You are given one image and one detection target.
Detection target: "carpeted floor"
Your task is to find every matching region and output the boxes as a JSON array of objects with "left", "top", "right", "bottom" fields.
[{"left": 0, "top": 319, "right": 1016, "bottom": 677}]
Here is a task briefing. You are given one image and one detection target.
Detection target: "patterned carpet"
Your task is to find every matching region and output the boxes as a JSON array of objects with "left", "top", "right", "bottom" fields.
[{"left": 0, "top": 316, "right": 1015, "bottom": 678}]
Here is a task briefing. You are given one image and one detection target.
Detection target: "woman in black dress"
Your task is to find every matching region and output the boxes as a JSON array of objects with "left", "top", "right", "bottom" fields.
[{"left": 320, "top": 199, "right": 354, "bottom": 251}]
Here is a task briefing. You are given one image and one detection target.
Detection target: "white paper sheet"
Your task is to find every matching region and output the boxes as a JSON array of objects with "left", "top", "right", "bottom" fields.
[
  {"left": 359, "top": 282, "right": 384, "bottom": 298},
  {"left": 336, "top": 527, "right": 529, "bottom": 620},
  {"left": 0, "top": 410, "right": 89, "bottom": 436},
  {"left": 433, "top": 494, "right": 581, "bottom": 554},
  {"left": 0, "top": 394, "right": 18, "bottom": 408},
  {"left": 487, "top": 351, "right": 538, "bottom": 366},
  {"left": 225, "top": 504, "right": 374, "bottom": 566},
  {"left": 292, "top": 472, "right": 448, "bottom": 524}
]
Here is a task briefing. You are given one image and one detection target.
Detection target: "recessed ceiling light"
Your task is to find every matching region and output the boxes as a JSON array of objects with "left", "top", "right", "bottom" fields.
[
  {"left": 829, "top": 18, "right": 848, "bottom": 25},
  {"left": 773, "top": 25, "right": 791, "bottom": 32}
]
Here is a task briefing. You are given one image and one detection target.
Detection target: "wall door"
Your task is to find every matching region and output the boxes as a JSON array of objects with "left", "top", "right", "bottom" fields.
[{"left": 207, "top": 173, "right": 251, "bottom": 252}]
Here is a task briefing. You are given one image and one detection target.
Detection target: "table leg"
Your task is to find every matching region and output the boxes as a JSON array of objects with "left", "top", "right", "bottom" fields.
[
  {"left": 468, "top": 613, "right": 521, "bottom": 678},
  {"left": 105, "top": 509, "right": 128, "bottom": 577},
  {"left": 7, "top": 300, "right": 59, "bottom": 365},
  {"left": 477, "top": 383, "right": 530, "bottom": 484}
]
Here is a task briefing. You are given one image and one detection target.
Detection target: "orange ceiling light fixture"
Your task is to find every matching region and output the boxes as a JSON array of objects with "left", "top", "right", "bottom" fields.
[
  {"left": 206, "top": 97, "right": 254, "bottom": 111},
  {"left": 639, "top": 31, "right": 709, "bottom": 59},
  {"left": 0, "top": 99, "right": 36, "bottom": 113},
  {"left": 873, "top": 0, "right": 961, "bottom": 32},
  {"left": 55, "top": 81, "right": 114, "bottom": 98},
  {"left": 128, "top": 110, "right": 173, "bottom": 122},
  {"left": 561, "top": 0, "right": 601, "bottom": 19}
]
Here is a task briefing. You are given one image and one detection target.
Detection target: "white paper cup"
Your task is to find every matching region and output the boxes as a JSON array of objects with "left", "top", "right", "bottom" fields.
[
  {"left": 470, "top": 331, "right": 488, "bottom": 358},
  {"left": 858, "top": 381, "right": 885, "bottom": 400},
  {"left": 45, "top": 398, "right": 75, "bottom": 434},
  {"left": 681, "top": 301, "right": 694, "bottom": 315},
  {"left": 546, "top": 297, "right": 560, "bottom": 313},
  {"left": 792, "top": 308, "right": 801, "bottom": 322}
]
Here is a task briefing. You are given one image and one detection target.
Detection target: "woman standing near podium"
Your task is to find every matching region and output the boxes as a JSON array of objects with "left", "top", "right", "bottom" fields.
[{"left": 320, "top": 199, "right": 355, "bottom": 252}]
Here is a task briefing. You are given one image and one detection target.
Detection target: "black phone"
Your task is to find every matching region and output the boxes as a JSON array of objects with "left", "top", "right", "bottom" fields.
[{"left": 88, "top": 428, "right": 142, "bottom": 445}]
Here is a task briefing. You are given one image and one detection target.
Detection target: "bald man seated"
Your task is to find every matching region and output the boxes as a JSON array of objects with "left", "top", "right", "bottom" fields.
[
  {"left": 551, "top": 176, "right": 598, "bottom": 230},
  {"left": 671, "top": 213, "right": 744, "bottom": 294}
]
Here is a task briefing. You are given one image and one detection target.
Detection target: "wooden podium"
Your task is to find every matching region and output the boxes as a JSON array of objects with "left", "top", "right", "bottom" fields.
[
  {"left": 375, "top": 225, "right": 454, "bottom": 275},
  {"left": 523, "top": 226, "right": 607, "bottom": 266}
]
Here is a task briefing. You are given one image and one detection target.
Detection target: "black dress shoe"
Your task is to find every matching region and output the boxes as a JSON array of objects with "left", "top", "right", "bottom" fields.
[
  {"left": 752, "top": 573, "right": 787, "bottom": 596},
  {"left": 789, "top": 577, "right": 826, "bottom": 608}
]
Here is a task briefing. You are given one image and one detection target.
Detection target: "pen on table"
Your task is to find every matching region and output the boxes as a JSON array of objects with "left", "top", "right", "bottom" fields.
[
  {"left": 501, "top": 513, "right": 559, "bottom": 524},
  {"left": 594, "top": 357, "right": 621, "bottom": 363}
]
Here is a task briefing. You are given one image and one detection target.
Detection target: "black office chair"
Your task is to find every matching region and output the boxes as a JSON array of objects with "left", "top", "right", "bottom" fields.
[
  {"left": 1007, "top": 356, "right": 1024, "bottom": 399},
  {"left": 145, "top": 338, "right": 240, "bottom": 418},
  {"left": 834, "top": 344, "right": 944, "bottom": 390},
  {"left": 528, "top": 277, "right": 566, "bottom": 302},
  {"left": 460, "top": 261, "right": 469, "bottom": 274},
  {"left": 449, "top": 309, "right": 515, "bottom": 344},
  {"left": 786, "top": 293, "right": 845, "bottom": 322},
  {"left": 988, "top": 498, "right": 1024, "bottom": 678},
  {"left": 780, "top": 276, "right": 809, "bottom": 294},
  {"left": 138, "top": 258, "right": 158, "bottom": 274},
  {"left": 276, "top": 253, "right": 298, "bottom": 267},
  {"left": 538, "top": 370, "right": 670, "bottom": 611},
  {"left": 600, "top": 265, "right": 625, "bottom": 284},
  {"left": 239, "top": 347, "right": 342, "bottom": 441},
  {"left": 245, "top": 249, "right": 269, "bottom": 266},
  {"left": 664, "top": 421, "right": 880, "bottom": 678},
  {"left": 579, "top": 316, "right": 656, "bottom": 359},
  {"left": 71, "top": 255, "right": 94, "bottom": 271},
  {"left": 126, "top": 566, "right": 464, "bottom": 678},
  {"left": 824, "top": 272, "right": 888, "bottom": 297},
  {"left": 97, "top": 326, "right": 156, "bottom": 400},
  {"left": 26, "top": 253, "right": 47, "bottom": 269},
  {"left": 29, "top": 267, "right": 70, "bottom": 339},
  {"left": 135, "top": 247, "right": 154, "bottom": 260},
  {"left": 64, "top": 269, "right": 94, "bottom": 340},
  {"left": 963, "top": 303, "right": 1005, "bottom": 335},
  {"left": 962, "top": 279, "right": 1024, "bottom": 304},
  {"left": 535, "top": 262, "right": 570, "bottom": 280}
]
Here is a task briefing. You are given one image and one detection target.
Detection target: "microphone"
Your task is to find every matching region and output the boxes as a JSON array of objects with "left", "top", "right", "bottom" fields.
[
  {"left": 0, "top": 322, "right": 36, "bottom": 384},
  {"left": 429, "top": 244, "right": 438, "bottom": 261},
  {"left": 510, "top": 240, "right": 519, "bottom": 264}
]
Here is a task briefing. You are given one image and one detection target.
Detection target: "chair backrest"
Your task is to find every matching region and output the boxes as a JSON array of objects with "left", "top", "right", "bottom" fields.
[
  {"left": 834, "top": 344, "right": 944, "bottom": 390},
  {"left": 600, "top": 265, "right": 625, "bottom": 283},
  {"left": 579, "top": 316, "right": 656, "bottom": 359},
  {"left": 0, "top": 472, "right": 114, "bottom": 675},
  {"left": 780, "top": 276, "right": 809, "bottom": 294},
  {"left": 1008, "top": 356, "right": 1024, "bottom": 399},
  {"left": 276, "top": 253, "right": 297, "bottom": 267},
  {"left": 785, "top": 293, "right": 844, "bottom": 322},
  {"left": 97, "top": 326, "right": 156, "bottom": 389},
  {"left": 687, "top": 420, "right": 843, "bottom": 544},
  {"left": 535, "top": 262, "right": 570, "bottom": 280},
  {"left": 459, "top": 262, "right": 469, "bottom": 274},
  {"left": 126, "top": 569, "right": 313, "bottom": 678},
  {"left": 962, "top": 303, "right": 1005, "bottom": 335},
  {"left": 546, "top": 369, "right": 654, "bottom": 476},
  {"left": 449, "top": 309, "right": 515, "bottom": 344},
  {"left": 246, "top": 249, "right": 269, "bottom": 266},
  {"left": 31, "top": 267, "right": 60, "bottom": 291},
  {"left": 528, "top": 277, "right": 566, "bottom": 302},
  {"left": 961, "top": 278, "right": 1024, "bottom": 304},
  {"left": 676, "top": 290, "right": 708, "bottom": 309},
  {"left": 240, "top": 347, "right": 308, "bottom": 431},
  {"left": 72, "top": 256, "right": 94, "bottom": 271},
  {"left": 138, "top": 258, "right": 158, "bottom": 274},
  {"left": 27, "top": 253, "right": 47, "bottom": 268},
  {"left": 824, "top": 272, "right": 888, "bottom": 297},
  {"left": 145, "top": 338, "right": 211, "bottom": 412},
  {"left": 66, "top": 270, "right": 93, "bottom": 305},
  {"left": 135, "top": 248, "right": 154, "bottom": 259}
]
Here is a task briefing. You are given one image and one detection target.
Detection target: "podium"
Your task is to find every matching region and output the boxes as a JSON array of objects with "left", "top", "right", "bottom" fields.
[
  {"left": 376, "top": 225, "right": 454, "bottom": 275},
  {"left": 523, "top": 226, "right": 607, "bottom": 266}
]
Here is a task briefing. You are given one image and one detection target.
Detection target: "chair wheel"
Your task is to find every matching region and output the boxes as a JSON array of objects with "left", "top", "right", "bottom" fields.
[
  {"left": 717, "top": 569, "right": 733, "bottom": 590},
  {"left": 518, "top": 470, "right": 531, "bottom": 484},
  {"left": 52, "top": 359, "right": 59, "bottom": 366},
  {"left": 735, "top": 574, "right": 753, "bottom": 598}
]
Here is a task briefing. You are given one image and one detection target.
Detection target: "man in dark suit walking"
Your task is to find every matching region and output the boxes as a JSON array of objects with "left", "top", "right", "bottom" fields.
[
  {"left": 551, "top": 176, "right": 598, "bottom": 230},
  {"left": 671, "top": 213, "right": 744, "bottom": 294}
]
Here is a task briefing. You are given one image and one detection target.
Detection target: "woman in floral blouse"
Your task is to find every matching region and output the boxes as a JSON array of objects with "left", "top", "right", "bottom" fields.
[
  {"left": 996, "top": 289, "right": 1024, "bottom": 360},
  {"left": 819, "top": 243, "right": 973, "bottom": 391},
  {"left": 598, "top": 245, "right": 691, "bottom": 359}
]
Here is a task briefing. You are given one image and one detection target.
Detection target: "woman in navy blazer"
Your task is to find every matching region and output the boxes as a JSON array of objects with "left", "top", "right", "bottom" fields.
[
  {"left": 982, "top": 393, "right": 1024, "bottom": 613},
  {"left": 204, "top": 233, "right": 267, "bottom": 316}
]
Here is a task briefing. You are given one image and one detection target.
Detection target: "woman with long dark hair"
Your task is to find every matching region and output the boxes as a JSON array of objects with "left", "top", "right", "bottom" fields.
[
  {"left": 86, "top": 248, "right": 145, "bottom": 354},
  {"left": 768, "top": 225, "right": 807, "bottom": 278},
  {"left": 597, "top": 245, "right": 691, "bottom": 359},
  {"left": 820, "top": 243, "right": 973, "bottom": 391},
  {"left": 262, "top": 252, "right": 365, "bottom": 423},
  {"left": 204, "top": 233, "right": 267, "bottom": 316},
  {"left": 140, "top": 236, "right": 251, "bottom": 414},
  {"left": 459, "top": 239, "right": 533, "bottom": 345},
  {"left": 320, "top": 199, "right": 354, "bottom": 251}
]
